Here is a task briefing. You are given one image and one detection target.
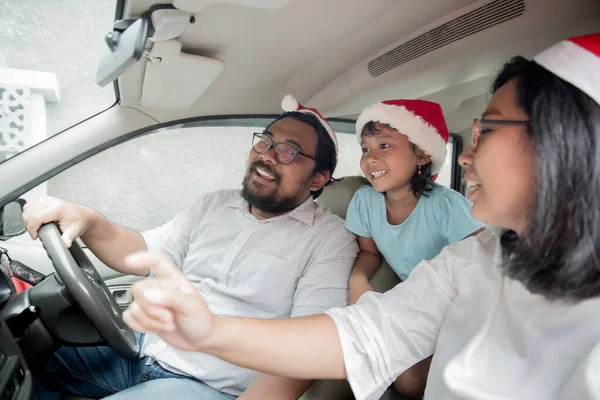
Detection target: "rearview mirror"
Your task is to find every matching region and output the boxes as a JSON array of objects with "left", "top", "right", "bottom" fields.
[
  {"left": 96, "top": 18, "right": 149, "bottom": 87},
  {"left": 0, "top": 200, "right": 26, "bottom": 239}
]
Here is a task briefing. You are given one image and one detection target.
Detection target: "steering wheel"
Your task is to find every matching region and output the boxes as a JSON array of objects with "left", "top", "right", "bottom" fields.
[{"left": 37, "top": 223, "right": 138, "bottom": 358}]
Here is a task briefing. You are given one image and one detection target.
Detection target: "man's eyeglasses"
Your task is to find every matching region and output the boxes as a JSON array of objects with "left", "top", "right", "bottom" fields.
[
  {"left": 252, "top": 133, "right": 317, "bottom": 165},
  {"left": 471, "top": 118, "right": 531, "bottom": 150}
]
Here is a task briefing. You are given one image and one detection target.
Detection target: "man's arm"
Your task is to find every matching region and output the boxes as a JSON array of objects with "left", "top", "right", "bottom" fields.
[
  {"left": 288, "top": 221, "right": 358, "bottom": 316},
  {"left": 236, "top": 224, "right": 358, "bottom": 397},
  {"left": 239, "top": 373, "right": 312, "bottom": 400},
  {"left": 81, "top": 212, "right": 149, "bottom": 275},
  {"left": 23, "top": 196, "right": 149, "bottom": 275}
]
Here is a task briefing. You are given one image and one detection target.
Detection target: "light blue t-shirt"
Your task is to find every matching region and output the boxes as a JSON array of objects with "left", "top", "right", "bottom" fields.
[{"left": 345, "top": 185, "right": 483, "bottom": 280}]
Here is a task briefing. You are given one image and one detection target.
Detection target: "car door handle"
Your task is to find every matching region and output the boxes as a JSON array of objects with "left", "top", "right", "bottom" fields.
[{"left": 109, "top": 287, "right": 133, "bottom": 309}]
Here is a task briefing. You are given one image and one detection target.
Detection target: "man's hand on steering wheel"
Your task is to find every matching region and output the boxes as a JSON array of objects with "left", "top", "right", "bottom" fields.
[{"left": 23, "top": 196, "right": 97, "bottom": 248}]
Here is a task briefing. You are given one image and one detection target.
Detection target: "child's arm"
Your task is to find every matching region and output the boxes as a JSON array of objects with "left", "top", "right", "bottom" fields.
[{"left": 349, "top": 236, "right": 382, "bottom": 304}]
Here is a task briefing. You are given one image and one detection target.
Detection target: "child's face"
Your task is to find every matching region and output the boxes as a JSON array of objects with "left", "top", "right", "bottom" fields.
[
  {"left": 459, "top": 79, "right": 536, "bottom": 235},
  {"left": 360, "top": 124, "right": 430, "bottom": 194}
]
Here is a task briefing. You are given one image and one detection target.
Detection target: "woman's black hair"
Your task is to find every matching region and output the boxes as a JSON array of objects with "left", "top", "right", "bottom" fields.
[
  {"left": 361, "top": 121, "right": 437, "bottom": 197},
  {"left": 265, "top": 111, "right": 338, "bottom": 199},
  {"left": 495, "top": 56, "right": 600, "bottom": 301}
]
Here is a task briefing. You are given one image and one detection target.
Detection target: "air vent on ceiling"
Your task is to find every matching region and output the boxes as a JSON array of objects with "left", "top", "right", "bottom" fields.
[{"left": 368, "top": 0, "right": 525, "bottom": 77}]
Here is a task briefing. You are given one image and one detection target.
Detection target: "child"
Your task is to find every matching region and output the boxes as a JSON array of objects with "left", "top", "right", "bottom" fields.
[
  {"left": 346, "top": 99, "right": 483, "bottom": 397},
  {"left": 347, "top": 99, "right": 483, "bottom": 304}
]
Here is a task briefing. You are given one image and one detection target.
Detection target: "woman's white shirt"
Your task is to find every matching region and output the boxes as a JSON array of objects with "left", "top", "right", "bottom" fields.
[{"left": 326, "top": 230, "right": 600, "bottom": 400}]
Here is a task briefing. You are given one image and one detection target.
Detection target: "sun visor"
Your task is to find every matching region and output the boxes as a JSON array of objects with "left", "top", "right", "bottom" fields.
[{"left": 140, "top": 40, "right": 224, "bottom": 109}]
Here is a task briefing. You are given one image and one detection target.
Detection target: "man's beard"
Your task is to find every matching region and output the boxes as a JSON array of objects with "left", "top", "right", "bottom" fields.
[{"left": 242, "top": 160, "right": 312, "bottom": 214}]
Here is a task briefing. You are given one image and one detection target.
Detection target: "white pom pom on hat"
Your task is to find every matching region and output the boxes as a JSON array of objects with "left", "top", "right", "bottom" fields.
[{"left": 281, "top": 95, "right": 299, "bottom": 112}]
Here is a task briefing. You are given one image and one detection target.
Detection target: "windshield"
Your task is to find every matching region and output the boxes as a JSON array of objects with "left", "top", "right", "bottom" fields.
[{"left": 0, "top": 0, "right": 118, "bottom": 163}]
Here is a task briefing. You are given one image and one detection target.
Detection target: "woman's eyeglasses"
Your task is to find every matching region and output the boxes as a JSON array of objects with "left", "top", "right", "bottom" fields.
[{"left": 471, "top": 118, "right": 531, "bottom": 150}]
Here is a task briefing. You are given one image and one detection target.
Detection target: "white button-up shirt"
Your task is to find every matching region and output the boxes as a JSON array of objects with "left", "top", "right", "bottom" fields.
[
  {"left": 142, "top": 189, "right": 358, "bottom": 395},
  {"left": 327, "top": 230, "right": 600, "bottom": 400}
]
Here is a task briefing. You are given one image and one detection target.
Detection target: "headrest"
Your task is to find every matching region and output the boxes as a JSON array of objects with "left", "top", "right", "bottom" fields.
[{"left": 317, "top": 176, "right": 366, "bottom": 219}]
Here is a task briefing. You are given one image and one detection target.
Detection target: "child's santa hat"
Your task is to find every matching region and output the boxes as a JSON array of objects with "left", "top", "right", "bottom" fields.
[
  {"left": 281, "top": 95, "right": 338, "bottom": 154},
  {"left": 355, "top": 99, "right": 449, "bottom": 175},
  {"left": 534, "top": 32, "right": 600, "bottom": 106}
]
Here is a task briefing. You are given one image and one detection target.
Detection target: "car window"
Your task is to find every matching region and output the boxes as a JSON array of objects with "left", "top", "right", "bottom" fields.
[
  {"left": 18, "top": 119, "right": 356, "bottom": 231},
  {"left": 0, "top": 0, "right": 118, "bottom": 164},
  {"left": 436, "top": 135, "right": 458, "bottom": 190}
]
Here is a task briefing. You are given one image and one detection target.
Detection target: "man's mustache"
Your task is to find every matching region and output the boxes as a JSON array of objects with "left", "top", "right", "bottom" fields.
[{"left": 248, "top": 160, "right": 280, "bottom": 183}]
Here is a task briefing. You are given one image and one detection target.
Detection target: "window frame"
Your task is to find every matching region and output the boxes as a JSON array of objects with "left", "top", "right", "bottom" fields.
[
  {"left": 448, "top": 133, "right": 463, "bottom": 192},
  {"left": 1, "top": 116, "right": 464, "bottom": 206}
]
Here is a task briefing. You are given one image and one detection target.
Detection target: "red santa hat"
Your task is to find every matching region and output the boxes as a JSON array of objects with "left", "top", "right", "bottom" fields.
[
  {"left": 534, "top": 33, "right": 600, "bottom": 105},
  {"left": 281, "top": 95, "right": 338, "bottom": 154},
  {"left": 355, "top": 99, "right": 449, "bottom": 175}
]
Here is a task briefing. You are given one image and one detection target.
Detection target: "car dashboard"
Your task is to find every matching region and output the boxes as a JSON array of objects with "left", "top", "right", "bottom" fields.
[
  {"left": 1, "top": 263, "right": 34, "bottom": 400},
  {"left": 0, "top": 316, "right": 33, "bottom": 400}
]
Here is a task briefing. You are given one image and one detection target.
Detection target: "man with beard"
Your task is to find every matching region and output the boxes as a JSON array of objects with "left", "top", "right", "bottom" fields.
[{"left": 24, "top": 95, "right": 359, "bottom": 400}]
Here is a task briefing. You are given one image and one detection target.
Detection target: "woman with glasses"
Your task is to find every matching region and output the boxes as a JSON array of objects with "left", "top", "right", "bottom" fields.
[{"left": 123, "top": 33, "right": 600, "bottom": 399}]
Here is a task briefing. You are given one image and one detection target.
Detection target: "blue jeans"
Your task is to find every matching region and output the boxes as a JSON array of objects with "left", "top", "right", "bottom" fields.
[{"left": 34, "top": 334, "right": 236, "bottom": 400}]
